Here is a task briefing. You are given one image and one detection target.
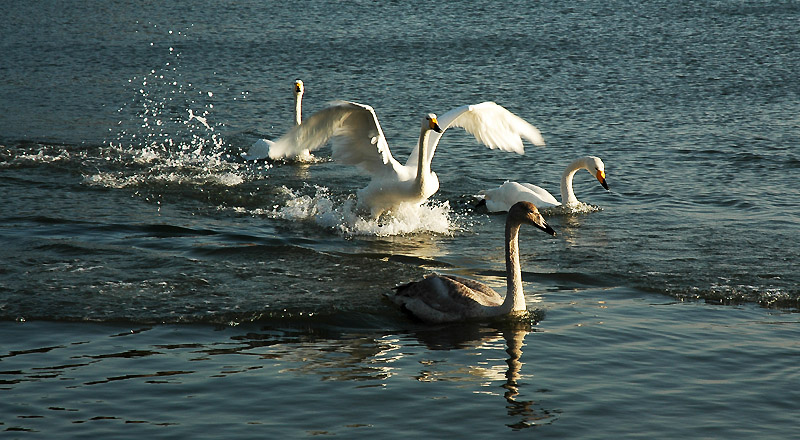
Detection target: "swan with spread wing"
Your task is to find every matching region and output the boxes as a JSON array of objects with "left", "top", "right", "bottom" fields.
[{"left": 267, "top": 101, "right": 546, "bottom": 217}]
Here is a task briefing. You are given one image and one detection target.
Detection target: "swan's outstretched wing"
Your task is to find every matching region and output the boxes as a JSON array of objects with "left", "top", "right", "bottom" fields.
[
  {"left": 327, "top": 102, "right": 405, "bottom": 176},
  {"left": 267, "top": 103, "right": 347, "bottom": 159},
  {"left": 268, "top": 101, "right": 403, "bottom": 176},
  {"left": 406, "top": 101, "right": 545, "bottom": 168}
]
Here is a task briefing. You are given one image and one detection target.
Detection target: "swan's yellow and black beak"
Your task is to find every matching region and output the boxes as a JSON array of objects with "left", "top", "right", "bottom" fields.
[
  {"left": 596, "top": 170, "right": 609, "bottom": 190},
  {"left": 429, "top": 116, "right": 443, "bottom": 133},
  {"left": 294, "top": 80, "right": 304, "bottom": 94}
]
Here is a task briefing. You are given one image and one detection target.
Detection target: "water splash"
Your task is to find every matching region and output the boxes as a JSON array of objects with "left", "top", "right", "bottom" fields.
[
  {"left": 237, "top": 185, "right": 456, "bottom": 237},
  {"left": 90, "top": 35, "right": 253, "bottom": 193}
]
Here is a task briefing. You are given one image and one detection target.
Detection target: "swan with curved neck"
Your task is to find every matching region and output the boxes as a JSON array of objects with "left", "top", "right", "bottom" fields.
[
  {"left": 243, "top": 79, "right": 312, "bottom": 160},
  {"left": 480, "top": 156, "right": 609, "bottom": 212},
  {"left": 389, "top": 201, "right": 556, "bottom": 323},
  {"left": 266, "top": 101, "right": 545, "bottom": 218}
]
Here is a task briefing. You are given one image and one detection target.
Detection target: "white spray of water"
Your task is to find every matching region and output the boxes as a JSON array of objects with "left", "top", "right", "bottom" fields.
[
  {"left": 89, "top": 37, "right": 259, "bottom": 191},
  {"left": 239, "top": 185, "right": 456, "bottom": 237}
]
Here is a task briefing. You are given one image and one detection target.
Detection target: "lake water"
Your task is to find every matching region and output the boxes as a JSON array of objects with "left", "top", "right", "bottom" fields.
[{"left": 1, "top": 0, "right": 799, "bottom": 438}]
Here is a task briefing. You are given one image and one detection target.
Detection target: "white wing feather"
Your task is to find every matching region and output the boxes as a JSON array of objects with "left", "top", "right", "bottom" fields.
[
  {"left": 268, "top": 101, "right": 403, "bottom": 177},
  {"left": 327, "top": 102, "right": 404, "bottom": 176},
  {"left": 406, "top": 102, "right": 545, "bottom": 168}
]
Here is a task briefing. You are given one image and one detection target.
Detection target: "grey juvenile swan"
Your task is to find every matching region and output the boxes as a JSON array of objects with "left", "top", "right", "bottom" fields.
[{"left": 389, "top": 201, "right": 556, "bottom": 323}]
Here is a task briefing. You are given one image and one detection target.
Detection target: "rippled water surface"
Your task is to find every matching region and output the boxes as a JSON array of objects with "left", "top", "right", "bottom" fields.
[{"left": 1, "top": 0, "right": 799, "bottom": 438}]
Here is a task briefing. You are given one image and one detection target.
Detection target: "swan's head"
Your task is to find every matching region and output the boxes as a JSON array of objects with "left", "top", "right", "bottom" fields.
[
  {"left": 424, "top": 113, "right": 443, "bottom": 133},
  {"left": 294, "top": 79, "right": 304, "bottom": 95},
  {"left": 585, "top": 156, "right": 609, "bottom": 190},
  {"left": 509, "top": 201, "right": 556, "bottom": 236}
]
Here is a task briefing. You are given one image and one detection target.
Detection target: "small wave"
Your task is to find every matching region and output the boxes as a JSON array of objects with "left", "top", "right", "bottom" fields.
[
  {"left": 661, "top": 283, "right": 799, "bottom": 310},
  {"left": 544, "top": 202, "right": 602, "bottom": 215},
  {"left": 84, "top": 168, "right": 244, "bottom": 189},
  {"left": 235, "top": 185, "right": 456, "bottom": 237},
  {"left": 0, "top": 143, "right": 77, "bottom": 168}
]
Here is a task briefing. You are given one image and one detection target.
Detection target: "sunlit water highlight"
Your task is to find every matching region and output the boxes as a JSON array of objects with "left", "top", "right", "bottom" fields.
[{"left": 1, "top": 0, "right": 799, "bottom": 438}]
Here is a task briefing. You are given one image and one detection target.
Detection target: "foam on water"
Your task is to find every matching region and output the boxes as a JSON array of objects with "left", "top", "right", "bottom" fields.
[
  {"left": 84, "top": 169, "right": 244, "bottom": 189},
  {"left": 236, "top": 185, "right": 456, "bottom": 237},
  {"left": 543, "top": 202, "right": 603, "bottom": 216}
]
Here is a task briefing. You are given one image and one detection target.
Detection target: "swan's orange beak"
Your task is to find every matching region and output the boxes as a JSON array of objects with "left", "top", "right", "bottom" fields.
[
  {"left": 430, "top": 117, "right": 443, "bottom": 133},
  {"left": 294, "top": 80, "right": 304, "bottom": 94},
  {"left": 596, "top": 170, "right": 609, "bottom": 190}
]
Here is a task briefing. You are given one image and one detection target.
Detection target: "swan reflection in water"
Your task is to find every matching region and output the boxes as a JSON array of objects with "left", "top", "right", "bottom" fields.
[
  {"left": 224, "top": 314, "right": 557, "bottom": 430},
  {"left": 410, "top": 317, "right": 559, "bottom": 430}
]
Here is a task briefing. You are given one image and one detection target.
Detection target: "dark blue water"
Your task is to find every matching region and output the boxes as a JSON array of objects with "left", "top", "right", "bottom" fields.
[{"left": 1, "top": 0, "right": 799, "bottom": 438}]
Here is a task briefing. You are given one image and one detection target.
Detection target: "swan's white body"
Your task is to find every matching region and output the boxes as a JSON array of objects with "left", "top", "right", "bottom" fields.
[
  {"left": 481, "top": 156, "right": 609, "bottom": 212},
  {"left": 267, "top": 101, "right": 545, "bottom": 217},
  {"left": 243, "top": 80, "right": 312, "bottom": 161},
  {"left": 389, "top": 201, "right": 556, "bottom": 323}
]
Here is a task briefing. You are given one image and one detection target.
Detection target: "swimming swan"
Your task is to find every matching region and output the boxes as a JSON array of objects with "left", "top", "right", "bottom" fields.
[
  {"left": 267, "top": 101, "right": 546, "bottom": 217},
  {"left": 389, "top": 201, "right": 556, "bottom": 323},
  {"left": 243, "top": 79, "right": 313, "bottom": 161},
  {"left": 480, "top": 156, "right": 609, "bottom": 212}
]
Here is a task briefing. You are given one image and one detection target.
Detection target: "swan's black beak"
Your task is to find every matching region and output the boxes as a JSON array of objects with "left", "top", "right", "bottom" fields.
[
  {"left": 537, "top": 221, "right": 557, "bottom": 237},
  {"left": 430, "top": 117, "right": 443, "bottom": 133},
  {"left": 596, "top": 170, "right": 609, "bottom": 190}
]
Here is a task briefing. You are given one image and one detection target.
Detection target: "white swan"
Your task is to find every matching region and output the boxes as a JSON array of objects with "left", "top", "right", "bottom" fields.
[
  {"left": 480, "top": 156, "right": 609, "bottom": 212},
  {"left": 267, "top": 101, "right": 546, "bottom": 217},
  {"left": 389, "top": 201, "right": 556, "bottom": 323},
  {"left": 243, "top": 79, "right": 313, "bottom": 161}
]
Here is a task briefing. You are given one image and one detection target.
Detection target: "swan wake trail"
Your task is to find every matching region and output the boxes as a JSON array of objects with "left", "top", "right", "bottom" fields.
[{"left": 239, "top": 185, "right": 456, "bottom": 237}]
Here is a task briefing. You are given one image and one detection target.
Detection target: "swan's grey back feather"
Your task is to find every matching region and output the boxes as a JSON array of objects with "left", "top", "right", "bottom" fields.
[{"left": 391, "top": 274, "right": 503, "bottom": 322}]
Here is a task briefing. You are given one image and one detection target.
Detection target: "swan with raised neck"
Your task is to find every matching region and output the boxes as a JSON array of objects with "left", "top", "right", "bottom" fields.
[
  {"left": 480, "top": 156, "right": 609, "bottom": 212},
  {"left": 389, "top": 201, "right": 556, "bottom": 323},
  {"left": 413, "top": 113, "right": 443, "bottom": 199},
  {"left": 292, "top": 79, "right": 303, "bottom": 126}
]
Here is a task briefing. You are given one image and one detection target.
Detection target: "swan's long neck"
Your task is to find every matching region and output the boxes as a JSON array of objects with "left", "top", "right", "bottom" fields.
[
  {"left": 414, "top": 128, "right": 432, "bottom": 196},
  {"left": 501, "top": 220, "right": 526, "bottom": 313},
  {"left": 294, "top": 92, "right": 302, "bottom": 126},
  {"left": 560, "top": 158, "right": 586, "bottom": 206}
]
